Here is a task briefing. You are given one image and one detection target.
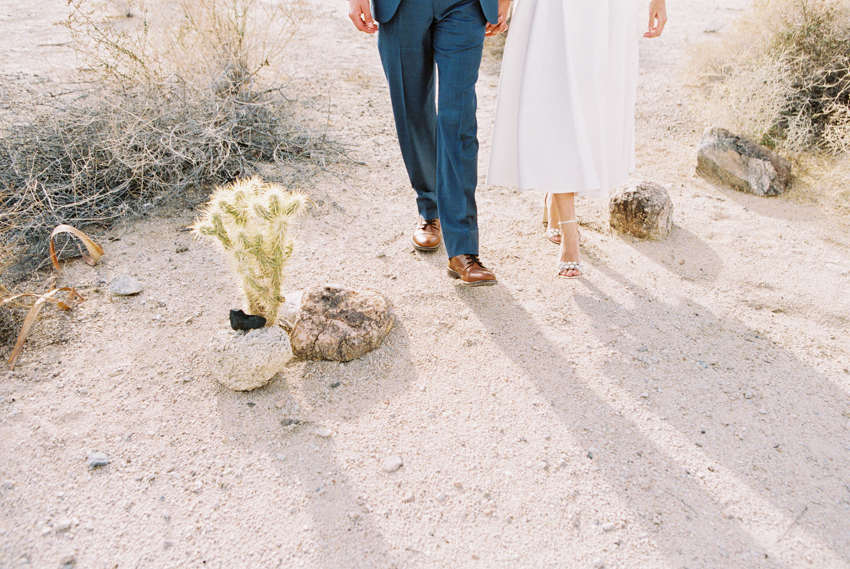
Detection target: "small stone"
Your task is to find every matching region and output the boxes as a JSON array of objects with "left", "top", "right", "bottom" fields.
[
  {"left": 640, "top": 392, "right": 650, "bottom": 398},
  {"left": 382, "top": 455, "right": 403, "bottom": 473},
  {"left": 601, "top": 522, "right": 616, "bottom": 532},
  {"left": 609, "top": 180, "right": 674, "bottom": 240},
  {"left": 54, "top": 519, "right": 73, "bottom": 532},
  {"left": 278, "top": 290, "right": 304, "bottom": 329},
  {"left": 58, "top": 551, "right": 76, "bottom": 567},
  {"left": 743, "top": 391, "right": 753, "bottom": 399},
  {"left": 593, "top": 559, "right": 605, "bottom": 569},
  {"left": 401, "top": 493, "right": 414, "bottom": 503},
  {"left": 87, "top": 452, "right": 109, "bottom": 469},
  {"left": 109, "top": 275, "right": 143, "bottom": 296},
  {"left": 2, "top": 480, "right": 15, "bottom": 490},
  {"left": 435, "top": 493, "right": 447, "bottom": 502},
  {"left": 175, "top": 244, "right": 189, "bottom": 253},
  {"left": 314, "top": 428, "right": 332, "bottom": 438},
  {"left": 696, "top": 127, "right": 792, "bottom": 196}
]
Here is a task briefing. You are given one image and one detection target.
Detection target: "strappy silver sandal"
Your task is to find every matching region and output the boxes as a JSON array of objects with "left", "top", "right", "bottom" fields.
[
  {"left": 542, "top": 193, "right": 561, "bottom": 244},
  {"left": 556, "top": 220, "right": 582, "bottom": 279}
]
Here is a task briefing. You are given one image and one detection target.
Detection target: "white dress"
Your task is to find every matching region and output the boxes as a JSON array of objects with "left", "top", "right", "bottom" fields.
[{"left": 487, "top": 0, "right": 640, "bottom": 197}]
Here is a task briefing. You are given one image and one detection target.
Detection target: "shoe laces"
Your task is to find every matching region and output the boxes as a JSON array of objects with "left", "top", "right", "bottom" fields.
[
  {"left": 463, "top": 254, "right": 488, "bottom": 269},
  {"left": 422, "top": 218, "right": 439, "bottom": 229}
]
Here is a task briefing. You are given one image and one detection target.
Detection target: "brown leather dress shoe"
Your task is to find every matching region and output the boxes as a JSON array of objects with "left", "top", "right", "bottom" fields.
[
  {"left": 412, "top": 218, "right": 442, "bottom": 251},
  {"left": 447, "top": 254, "right": 497, "bottom": 287}
]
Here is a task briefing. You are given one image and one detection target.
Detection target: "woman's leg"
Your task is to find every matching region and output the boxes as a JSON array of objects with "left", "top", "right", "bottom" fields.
[{"left": 549, "top": 192, "right": 582, "bottom": 278}]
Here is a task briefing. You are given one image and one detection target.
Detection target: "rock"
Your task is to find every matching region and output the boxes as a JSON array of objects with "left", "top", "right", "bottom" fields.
[
  {"left": 228, "top": 309, "right": 266, "bottom": 331},
  {"left": 401, "top": 492, "right": 415, "bottom": 503},
  {"left": 314, "top": 428, "right": 332, "bottom": 438},
  {"left": 109, "top": 275, "right": 143, "bottom": 296},
  {"left": 59, "top": 551, "right": 76, "bottom": 568},
  {"left": 696, "top": 127, "right": 792, "bottom": 196},
  {"left": 2, "top": 480, "right": 14, "bottom": 490},
  {"left": 54, "top": 519, "right": 73, "bottom": 532},
  {"left": 290, "top": 285, "right": 393, "bottom": 362},
  {"left": 601, "top": 522, "right": 616, "bottom": 532},
  {"left": 205, "top": 327, "right": 293, "bottom": 391},
  {"left": 382, "top": 455, "right": 403, "bottom": 473},
  {"left": 278, "top": 290, "right": 304, "bottom": 329},
  {"left": 436, "top": 492, "right": 447, "bottom": 502},
  {"left": 609, "top": 181, "right": 673, "bottom": 240},
  {"left": 87, "top": 452, "right": 109, "bottom": 469}
]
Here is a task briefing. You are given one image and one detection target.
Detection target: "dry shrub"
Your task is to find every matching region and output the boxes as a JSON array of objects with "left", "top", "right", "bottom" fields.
[
  {"left": 689, "top": 0, "right": 850, "bottom": 153},
  {"left": 0, "top": 0, "right": 341, "bottom": 279}
]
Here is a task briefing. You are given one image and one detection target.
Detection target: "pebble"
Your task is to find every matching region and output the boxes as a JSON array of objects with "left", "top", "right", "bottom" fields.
[
  {"left": 436, "top": 493, "right": 447, "bottom": 502},
  {"left": 698, "top": 360, "right": 709, "bottom": 369},
  {"left": 743, "top": 391, "right": 753, "bottom": 399},
  {"left": 601, "top": 522, "right": 616, "bottom": 532},
  {"left": 87, "top": 452, "right": 109, "bottom": 469},
  {"left": 59, "top": 552, "right": 76, "bottom": 568},
  {"left": 2, "top": 480, "right": 14, "bottom": 490},
  {"left": 593, "top": 559, "right": 605, "bottom": 568},
  {"left": 314, "top": 428, "right": 333, "bottom": 438},
  {"left": 382, "top": 455, "right": 403, "bottom": 473},
  {"left": 401, "top": 493, "right": 414, "bottom": 503},
  {"left": 109, "top": 275, "right": 143, "bottom": 296},
  {"left": 54, "top": 519, "right": 73, "bottom": 532},
  {"left": 640, "top": 392, "right": 650, "bottom": 398}
]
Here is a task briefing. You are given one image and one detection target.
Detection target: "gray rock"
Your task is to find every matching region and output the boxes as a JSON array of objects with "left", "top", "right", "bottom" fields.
[
  {"left": 205, "top": 326, "right": 293, "bottom": 391},
  {"left": 382, "top": 455, "right": 403, "bottom": 473},
  {"left": 278, "top": 290, "right": 304, "bottom": 329},
  {"left": 609, "top": 181, "right": 673, "bottom": 240},
  {"left": 59, "top": 551, "right": 76, "bottom": 568},
  {"left": 290, "top": 285, "right": 393, "bottom": 362},
  {"left": 696, "top": 127, "right": 792, "bottom": 196},
  {"left": 87, "top": 452, "right": 109, "bottom": 469},
  {"left": 109, "top": 275, "right": 143, "bottom": 296}
]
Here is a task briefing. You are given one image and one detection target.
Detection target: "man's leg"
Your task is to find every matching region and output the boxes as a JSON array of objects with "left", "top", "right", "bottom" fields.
[
  {"left": 377, "top": 4, "right": 439, "bottom": 221},
  {"left": 432, "top": 0, "right": 487, "bottom": 258}
]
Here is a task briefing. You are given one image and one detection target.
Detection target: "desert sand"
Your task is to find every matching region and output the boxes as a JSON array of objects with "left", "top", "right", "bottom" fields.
[{"left": 1, "top": 0, "right": 849, "bottom": 568}]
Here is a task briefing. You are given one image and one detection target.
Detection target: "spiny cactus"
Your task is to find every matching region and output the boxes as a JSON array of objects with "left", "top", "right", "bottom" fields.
[{"left": 191, "top": 176, "right": 308, "bottom": 326}]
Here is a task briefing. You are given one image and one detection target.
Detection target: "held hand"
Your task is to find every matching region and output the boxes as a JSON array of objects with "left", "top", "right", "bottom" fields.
[
  {"left": 349, "top": 0, "right": 378, "bottom": 34},
  {"left": 485, "top": 0, "right": 511, "bottom": 37},
  {"left": 644, "top": 0, "right": 667, "bottom": 38}
]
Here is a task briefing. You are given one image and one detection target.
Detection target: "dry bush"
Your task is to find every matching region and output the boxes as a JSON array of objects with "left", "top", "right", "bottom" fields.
[
  {"left": 0, "top": 0, "right": 342, "bottom": 279},
  {"left": 689, "top": 0, "right": 850, "bottom": 153}
]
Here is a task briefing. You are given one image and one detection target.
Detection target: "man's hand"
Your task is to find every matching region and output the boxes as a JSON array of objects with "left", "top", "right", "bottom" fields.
[
  {"left": 485, "top": 0, "right": 511, "bottom": 37},
  {"left": 644, "top": 0, "right": 667, "bottom": 38},
  {"left": 349, "top": 0, "right": 378, "bottom": 33}
]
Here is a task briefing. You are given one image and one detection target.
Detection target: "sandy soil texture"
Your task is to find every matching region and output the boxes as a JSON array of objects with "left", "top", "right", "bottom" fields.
[{"left": 1, "top": 0, "right": 850, "bottom": 568}]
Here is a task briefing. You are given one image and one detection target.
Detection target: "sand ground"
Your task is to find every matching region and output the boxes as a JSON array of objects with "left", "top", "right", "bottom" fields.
[{"left": 1, "top": 0, "right": 850, "bottom": 568}]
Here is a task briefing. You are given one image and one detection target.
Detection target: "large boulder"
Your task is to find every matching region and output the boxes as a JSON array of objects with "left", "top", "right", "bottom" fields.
[
  {"left": 290, "top": 285, "right": 393, "bottom": 362},
  {"left": 696, "top": 127, "right": 792, "bottom": 196},
  {"left": 206, "top": 326, "right": 293, "bottom": 391},
  {"left": 609, "top": 181, "right": 673, "bottom": 240}
]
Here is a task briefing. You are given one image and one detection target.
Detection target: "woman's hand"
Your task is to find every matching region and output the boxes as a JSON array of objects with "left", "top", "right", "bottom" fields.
[
  {"left": 644, "top": 0, "right": 667, "bottom": 38},
  {"left": 486, "top": 0, "right": 512, "bottom": 37}
]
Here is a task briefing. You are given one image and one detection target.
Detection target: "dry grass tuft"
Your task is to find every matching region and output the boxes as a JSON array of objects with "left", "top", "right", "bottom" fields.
[
  {"left": 688, "top": 0, "right": 850, "bottom": 153},
  {"left": 0, "top": 0, "right": 343, "bottom": 280}
]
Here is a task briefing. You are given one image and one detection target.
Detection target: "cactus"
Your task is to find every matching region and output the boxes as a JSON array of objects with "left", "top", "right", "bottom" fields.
[{"left": 191, "top": 176, "right": 308, "bottom": 326}]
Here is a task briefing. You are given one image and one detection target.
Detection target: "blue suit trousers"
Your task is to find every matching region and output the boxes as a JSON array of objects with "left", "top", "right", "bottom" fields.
[{"left": 377, "top": 0, "right": 488, "bottom": 258}]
